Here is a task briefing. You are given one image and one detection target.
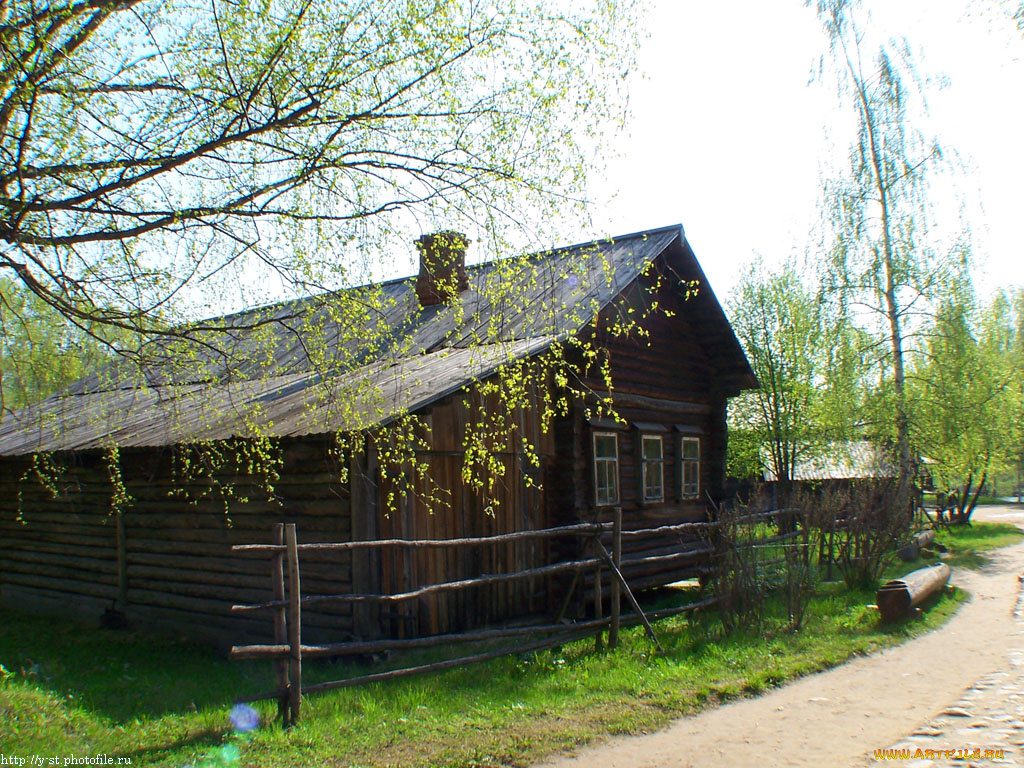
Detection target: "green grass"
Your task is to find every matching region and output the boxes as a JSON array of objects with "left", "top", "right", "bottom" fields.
[
  {"left": 0, "top": 521, "right": 1016, "bottom": 768},
  {"left": 933, "top": 520, "right": 1024, "bottom": 569}
]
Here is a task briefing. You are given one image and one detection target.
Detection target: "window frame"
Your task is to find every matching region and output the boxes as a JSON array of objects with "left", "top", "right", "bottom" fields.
[
  {"left": 592, "top": 431, "right": 620, "bottom": 506},
  {"left": 640, "top": 433, "right": 665, "bottom": 503},
  {"left": 679, "top": 436, "right": 701, "bottom": 500}
]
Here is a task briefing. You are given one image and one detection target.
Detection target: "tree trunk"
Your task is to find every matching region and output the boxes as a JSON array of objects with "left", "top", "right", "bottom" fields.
[
  {"left": 964, "top": 471, "right": 987, "bottom": 524},
  {"left": 859, "top": 73, "right": 914, "bottom": 519}
]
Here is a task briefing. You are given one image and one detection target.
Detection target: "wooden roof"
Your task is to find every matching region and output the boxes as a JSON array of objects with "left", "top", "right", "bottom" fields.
[
  {"left": 0, "top": 224, "right": 755, "bottom": 455},
  {"left": 0, "top": 338, "right": 553, "bottom": 454}
]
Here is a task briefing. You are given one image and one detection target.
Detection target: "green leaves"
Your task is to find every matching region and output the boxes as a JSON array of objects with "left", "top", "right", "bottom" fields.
[
  {"left": 1, "top": 0, "right": 639, "bottom": 346},
  {"left": 0, "top": 277, "right": 127, "bottom": 411},
  {"left": 0, "top": 0, "right": 650, "bottom": 518},
  {"left": 726, "top": 260, "right": 850, "bottom": 482},
  {"left": 910, "top": 286, "right": 1024, "bottom": 497}
]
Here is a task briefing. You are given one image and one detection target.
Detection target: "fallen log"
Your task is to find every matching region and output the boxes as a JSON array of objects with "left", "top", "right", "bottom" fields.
[
  {"left": 897, "top": 529, "right": 937, "bottom": 561},
  {"left": 876, "top": 563, "right": 951, "bottom": 622},
  {"left": 913, "top": 529, "right": 935, "bottom": 549}
]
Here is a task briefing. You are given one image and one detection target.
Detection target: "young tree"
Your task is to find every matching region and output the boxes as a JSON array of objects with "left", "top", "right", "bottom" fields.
[
  {"left": 728, "top": 262, "right": 823, "bottom": 487},
  {"left": 0, "top": 277, "right": 127, "bottom": 410},
  {"left": 994, "top": 288, "right": 1024, "bottom": 503},
  {"left": 726, "top": 260, "right": 864, "bottom": 491},
  {"left": 911, "top": 285, "right": 1017, "bottom": 522},
  {"left": 812, "top": 0, "right": 964, "bottom": 512},
  {"left": 1012, "top": 290, "right": 1024, "bottom": 500}
]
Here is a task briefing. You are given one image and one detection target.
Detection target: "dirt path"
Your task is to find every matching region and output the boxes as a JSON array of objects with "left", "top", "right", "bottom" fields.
[{"left": 535, "top": 505, "right": 1024, "bottom": 768}]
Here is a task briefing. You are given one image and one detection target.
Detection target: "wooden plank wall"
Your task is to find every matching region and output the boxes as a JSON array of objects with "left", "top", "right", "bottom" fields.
[
  {"left": 374, "top": 382, "right": 555, "bottom": 638},
  {"left": 565, "top": 261, "right": 731, "bottom": 592},
  {"left": 0, "top": 436, "right": 353, "bottom": 647}
]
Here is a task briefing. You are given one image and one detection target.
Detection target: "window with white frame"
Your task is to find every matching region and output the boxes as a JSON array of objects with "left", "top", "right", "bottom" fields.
[
  {"left": 641, "top": 434, "right": 664, "bottom": 502},
  {"left": 680, "top": 437, "right": 700, "bottom": 499},
  {"left": 593, "top": 432, "right": 619, "bottom": 506}
]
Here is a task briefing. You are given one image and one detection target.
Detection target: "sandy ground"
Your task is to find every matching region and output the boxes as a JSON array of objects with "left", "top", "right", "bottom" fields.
[{"left": 534, "top": 505, "right": 1024, "bottom": 768}]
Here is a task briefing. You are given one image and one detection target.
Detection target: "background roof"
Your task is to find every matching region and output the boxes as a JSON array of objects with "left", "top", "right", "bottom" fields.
[{"left": 762, "top": 441, "right": 898, "bottom": 482}]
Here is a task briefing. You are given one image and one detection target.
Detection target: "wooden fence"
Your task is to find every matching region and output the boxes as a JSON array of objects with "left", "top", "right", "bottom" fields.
[{"left": 229, "top": 511, "right": 786, "bottom": 726}]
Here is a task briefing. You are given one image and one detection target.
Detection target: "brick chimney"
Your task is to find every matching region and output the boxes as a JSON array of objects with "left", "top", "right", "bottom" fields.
[{"left": 415, "top": 231, "right": 469, "bottom": 307}]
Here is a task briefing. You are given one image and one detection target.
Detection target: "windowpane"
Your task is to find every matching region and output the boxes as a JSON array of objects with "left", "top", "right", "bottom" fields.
[
  {"left": 680, "top": 437, "right": 700, "bottom": 499},
  {"left": 644, "top": 461, "right": 663, "bottom": 501},
  {"left": 682, "top": 438, "right": 700, "bottom": 460},
  {"left": 642, "top": 435, "right": 663, "bottom": 460},
  {"left": 595, "top": 434, "right": 617, "bottom": 460},
  {"left": 641, "top": 435, "right": 664, "bottom": 502},
  {"left": 593, "top": 432, "right": 619, "bottom": 506},
  {"left": 683, "top": 462, "right": 698, "bottom": 489}
]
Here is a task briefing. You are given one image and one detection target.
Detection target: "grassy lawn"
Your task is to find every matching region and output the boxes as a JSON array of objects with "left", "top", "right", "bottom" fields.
[
  {"left": 1, "top": 521, "right": 1018, "bottom": 768},
  {"left": 933, "top": 519, "right": 1024, "bottom": 569}
]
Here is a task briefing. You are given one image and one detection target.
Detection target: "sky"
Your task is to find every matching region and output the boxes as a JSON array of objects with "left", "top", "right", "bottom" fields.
[{"left": 587, "top": 0, "right": 1024, "bottom": 303}]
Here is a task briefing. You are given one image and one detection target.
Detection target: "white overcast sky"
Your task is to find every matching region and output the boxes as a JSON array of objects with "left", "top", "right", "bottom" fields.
[{"left": 586, "top": 0, "right": 1024, "bottom": 301}]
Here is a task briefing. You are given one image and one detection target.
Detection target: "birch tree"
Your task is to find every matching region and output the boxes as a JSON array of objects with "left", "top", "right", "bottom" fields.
[
  {"left": 0, "top": 0, "right": 636, "bottom": 398},
  {"left": 812, "top": 0, "right": 964, "bottom": 512}
]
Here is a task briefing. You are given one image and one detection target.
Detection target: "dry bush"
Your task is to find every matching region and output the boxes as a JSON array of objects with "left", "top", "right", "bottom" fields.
[
  {"left": 709, "top": 493, "right": 816, "bottom": 633},
  {"left": 792, "top": 479, "right": 912, "bottom": 589}
]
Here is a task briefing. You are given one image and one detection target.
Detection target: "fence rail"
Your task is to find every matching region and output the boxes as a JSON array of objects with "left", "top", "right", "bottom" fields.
[
  {"left": 230, "top": 510, "right": 789, "bottom": 726},
  {"left": 231, "top": 556, "right": 606, "bottom": 613},
  {"left": 233, "top": 522, "right": 609, "bottom": 554}
]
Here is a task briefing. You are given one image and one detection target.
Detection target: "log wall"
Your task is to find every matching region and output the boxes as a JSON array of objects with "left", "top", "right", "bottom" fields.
[
  {"left": 0, "top": 437, "right": 352, "bottom": 648},
  {"left": 564, "top": 254, "right": 733, "bottom": 590},
  {"left": 0, "top": 381, "right": 563, "bottom": 646}
]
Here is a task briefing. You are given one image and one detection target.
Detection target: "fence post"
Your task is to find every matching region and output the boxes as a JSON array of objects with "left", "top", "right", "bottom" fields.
[
  {"left": 115, "top": 510, "right": 128, "bottom": 609},
  {"left": 595, "top": 539, "right": 664, "bottom": 655},
  {"left": 609, "top": 507, "right": 622, "bottom": 647},
  {"left": 593, "top": 531, "right": 603, "bottom": 651},
  {"left": 555, "top": 567, "right": 581, "bottom": 623},
  {"left": 271, "top": 523, "right": 289, "bottom": 724},
  {"left": 285, "top": 523, "right": 302, "bottom": 726},
  {"left": 827, "top": 516, "right": 835, "bottom": 581}
]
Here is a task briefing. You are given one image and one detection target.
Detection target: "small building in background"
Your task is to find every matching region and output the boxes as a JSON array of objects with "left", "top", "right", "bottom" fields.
[{"left": 761, "top": 441, "right": 898, "bottom": 487}]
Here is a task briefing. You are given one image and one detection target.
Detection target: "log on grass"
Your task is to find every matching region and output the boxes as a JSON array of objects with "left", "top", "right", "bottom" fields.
[
  {"left": 876, "top": 563, "right": 951, "bottom": 622},
  {"left": 896, "top": 529, "right": 937, "bottom": 561}
]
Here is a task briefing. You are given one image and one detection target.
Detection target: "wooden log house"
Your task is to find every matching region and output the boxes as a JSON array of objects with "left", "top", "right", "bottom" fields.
[{"left": 0, "top": 224, "right": 756, "bottom": 646}]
